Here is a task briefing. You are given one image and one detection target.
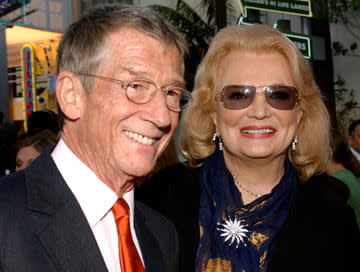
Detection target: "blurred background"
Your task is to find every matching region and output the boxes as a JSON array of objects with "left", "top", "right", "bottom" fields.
[{"left": 0, "top": 0, "right": 359, "bottom": 134}]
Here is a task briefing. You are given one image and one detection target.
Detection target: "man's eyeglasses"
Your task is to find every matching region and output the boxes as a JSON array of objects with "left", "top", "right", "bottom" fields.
[
  {"left": 216, "top": 85, "right": 300, "bottom": 110},
  {"left": 79, "top": 73, "right": 191, "bottom": 112}
]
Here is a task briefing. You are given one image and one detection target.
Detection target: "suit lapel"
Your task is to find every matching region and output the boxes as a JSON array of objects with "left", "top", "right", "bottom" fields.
[
  {"left": 25, "top": 149, "right": 107, "bottom": 271},
  {"left": 37, "top": 197, "right": 107, "bottom": 271},
  {"left": 134, "top": 203, "right": 165, "bottom": 272}
]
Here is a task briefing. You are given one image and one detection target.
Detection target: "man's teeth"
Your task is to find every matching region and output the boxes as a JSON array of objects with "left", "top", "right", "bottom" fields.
[
  {"left": 124, "top": 131, "right": 156, "bottom": 145},
  {"left": 242, "top": 129, "right": 275, "bottom": 134}
]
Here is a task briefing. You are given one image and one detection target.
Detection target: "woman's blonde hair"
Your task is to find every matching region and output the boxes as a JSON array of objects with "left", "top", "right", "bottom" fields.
[{"left": 179, "top": 24, "right": 331, "bottom": 182}]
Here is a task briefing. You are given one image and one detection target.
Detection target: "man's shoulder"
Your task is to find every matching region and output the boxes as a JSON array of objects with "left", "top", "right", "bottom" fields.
[
  {"left": 0, "top": 171, "right": 28, "bottom": 230},
  {"left": 0, "top": 170, "right": 26, "bottom": 197},
  {"left": 0, "top": 148, "right": 52, "bottom": 195}
]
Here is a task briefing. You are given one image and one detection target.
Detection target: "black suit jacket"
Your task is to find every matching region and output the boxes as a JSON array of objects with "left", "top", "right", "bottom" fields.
[
  {"left": 0, "top": 149, "right": 179, "bottom": 272},
  {"left": 136, "top": 163, "right": 360, "bottom": 272}
]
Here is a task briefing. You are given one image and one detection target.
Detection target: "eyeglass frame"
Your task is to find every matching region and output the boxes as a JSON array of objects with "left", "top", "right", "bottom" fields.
[
  {"left": 77, "top": 73, "right": 191, "bottom": 112},
  {"left": 215, "top": 84, "right": 301, "bottom": 110}
]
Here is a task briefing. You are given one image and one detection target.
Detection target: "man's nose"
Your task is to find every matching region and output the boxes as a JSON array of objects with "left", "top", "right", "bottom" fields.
[{"left": 146, "top": 89, "right": 173, "bottom": 128}]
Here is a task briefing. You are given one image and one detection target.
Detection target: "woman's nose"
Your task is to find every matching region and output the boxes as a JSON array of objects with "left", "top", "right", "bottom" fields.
[{"left": 246, "top": 91, "right": 272, "bottom": 119}]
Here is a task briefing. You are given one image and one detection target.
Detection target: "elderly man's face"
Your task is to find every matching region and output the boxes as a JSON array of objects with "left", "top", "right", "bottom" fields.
[
  {"left": 349, "top": 125, "right": 360, "bottom": 153},
  {"left": 75, "top": 28, "right": 183, "bottom": 192}
]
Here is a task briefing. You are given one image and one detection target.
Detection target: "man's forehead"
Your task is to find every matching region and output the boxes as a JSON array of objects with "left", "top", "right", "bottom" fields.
[
  {"left": 108, "top": 27, "right": 182, "bottom": 58},
  {"left": 108, "top": 28, "right": 160, "bottom": 47},
  {"left": 99, "top": 28, "right": 183, "bottom": 84}
]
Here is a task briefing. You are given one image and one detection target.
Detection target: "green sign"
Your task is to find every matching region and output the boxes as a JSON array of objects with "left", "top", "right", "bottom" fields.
[
  {"left": 284, "top": 33, "right": 312, "bottom": 59},
  {"left": 240, "top": 0, "right": 312, "bottom": 17},
  {"left": 237, "top": 18, "right": 312, "bottom": 59}
]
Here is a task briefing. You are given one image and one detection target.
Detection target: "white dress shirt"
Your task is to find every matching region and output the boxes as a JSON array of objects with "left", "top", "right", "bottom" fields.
[{"left": 51, "top": 139, "right": 144, "bottom": 272}]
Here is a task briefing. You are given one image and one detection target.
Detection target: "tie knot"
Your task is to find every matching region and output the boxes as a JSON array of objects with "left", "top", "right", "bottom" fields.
[{"left": 112, "top": 198, "right": 129, "bottom": 221}]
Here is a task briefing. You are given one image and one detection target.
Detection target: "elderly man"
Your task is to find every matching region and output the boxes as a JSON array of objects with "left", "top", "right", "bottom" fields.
[
  {"left": 0, "top": 4, "right": 187, "bottom": 272},
  {"left": 348, "top": 120, "right": 360, "bottom": 163}
]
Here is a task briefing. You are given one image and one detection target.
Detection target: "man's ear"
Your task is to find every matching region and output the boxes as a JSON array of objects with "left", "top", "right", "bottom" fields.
[{"left": 56, "top": 71, "right": 84, "bottom": 121}]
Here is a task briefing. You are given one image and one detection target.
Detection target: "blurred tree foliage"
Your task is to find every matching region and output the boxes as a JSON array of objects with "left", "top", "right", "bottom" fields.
[
  {"left": 320, "top": 0, "right": 360, "bottom": 131},
  {"left": 150, "top": 1, "right": 215, "bottom": 91},
  {"left": 325, "top": 0, "right": 360, "bottom": 56},
  {"left": 326, "top": 0, "right": 360, "bottom": 24},
  {"left": 150, "top": 0, "right": 237, "bottom": 90}
]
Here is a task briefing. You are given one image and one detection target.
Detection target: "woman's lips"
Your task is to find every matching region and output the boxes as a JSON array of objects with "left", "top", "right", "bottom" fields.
[{"left": 240, "top": 126, "right": 276, "bottom": 139}]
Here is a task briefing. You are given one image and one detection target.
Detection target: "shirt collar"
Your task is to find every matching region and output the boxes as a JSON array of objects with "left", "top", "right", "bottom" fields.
[
  {"left": 51, "top": 139, "right": 135, "bottom": 228},
  {"left": 350, "top": 147, "right": 360, "bottom": 162}
]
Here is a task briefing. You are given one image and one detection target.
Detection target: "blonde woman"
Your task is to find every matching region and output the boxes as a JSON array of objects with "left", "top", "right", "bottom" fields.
[{"left": 137, "top": 24, "right": 360, "bottom": 272}]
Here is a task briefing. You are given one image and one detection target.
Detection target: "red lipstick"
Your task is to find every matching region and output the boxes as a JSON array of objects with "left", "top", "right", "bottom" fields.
[{"left": 240, "top": 126, "right": 276, "bottom": 139}]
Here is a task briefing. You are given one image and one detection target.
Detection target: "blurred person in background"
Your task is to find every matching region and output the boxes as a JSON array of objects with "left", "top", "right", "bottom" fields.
[
  {"left": 326, "top": 129, "right": 360, "bottom": 229},
  {"left": 348, "top": 119, "right": 360, "bottom": 164},
  {"left": 15, "top": 129, "right": 59, "bottom": 171},
  {"left": 27, "top": 109, "right": 60, "bottom": 136}
]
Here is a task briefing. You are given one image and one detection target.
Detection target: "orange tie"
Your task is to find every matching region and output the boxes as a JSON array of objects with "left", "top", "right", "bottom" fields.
[{"left": 112, "top": 198, "right": 145, "bottom": 272}]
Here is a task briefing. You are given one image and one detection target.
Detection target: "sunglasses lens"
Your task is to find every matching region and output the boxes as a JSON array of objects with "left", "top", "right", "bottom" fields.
[
  {"left": 219, "top": 85, "right": 299, "bottom": 110},
  {"left": 265, "top": 86, "right": 298, "bottom": 110},
  {"left": 221, "top": 86, "right": 254, "bottom": 109}
]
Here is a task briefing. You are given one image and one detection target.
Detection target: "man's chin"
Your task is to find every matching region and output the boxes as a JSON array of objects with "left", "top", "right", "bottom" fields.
[{"left": 125, "top": 165, "right": 156, "bottom": 180}]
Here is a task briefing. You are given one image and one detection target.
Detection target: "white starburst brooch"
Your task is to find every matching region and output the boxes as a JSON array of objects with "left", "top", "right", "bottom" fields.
[{"left": 217, "top": 217, "right": 249, "bottom": 248}]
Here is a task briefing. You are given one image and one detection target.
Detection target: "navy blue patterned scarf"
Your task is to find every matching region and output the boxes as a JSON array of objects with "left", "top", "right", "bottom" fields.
[{"left": 196, "top": 147, "right": 297, "bottom": 272}]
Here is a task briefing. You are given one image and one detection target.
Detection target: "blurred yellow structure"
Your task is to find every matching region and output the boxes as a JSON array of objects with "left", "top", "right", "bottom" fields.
[
  {"left": 20, "top": 39, "right": 59, "bottom": 131},
  {"left": 4, "top": 25, "right": 62, "bottom": 130}
]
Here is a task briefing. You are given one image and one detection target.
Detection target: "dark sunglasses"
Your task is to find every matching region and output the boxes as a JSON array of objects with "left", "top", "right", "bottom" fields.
[{"left": 216, "top": 85, "right": 300, "bottom": 110}]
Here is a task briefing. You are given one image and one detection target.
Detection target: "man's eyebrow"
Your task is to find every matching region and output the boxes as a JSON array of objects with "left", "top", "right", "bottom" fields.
[
  {"left": 118, "top": 66, "right": 186, "bottom": 88},
  {"left": 117, "top": 66, "right": 148, "bottom": 77},
  {"left": 168, "top": 78, "right": 186, "bottom": 88}
]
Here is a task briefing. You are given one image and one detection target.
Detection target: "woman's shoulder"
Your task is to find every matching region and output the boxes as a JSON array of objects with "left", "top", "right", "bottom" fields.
[
  {"left": 297, "top": 173, "right": 352, "bottom": 214},
  {"left": 300, "top": 173, "right": 348, "bottom": 201},
  {"left": 271, "top": 173, "right": 360, "bottom": 272},
  {"left": 288, "top": 174, "right": 358, "bottom": 237}
]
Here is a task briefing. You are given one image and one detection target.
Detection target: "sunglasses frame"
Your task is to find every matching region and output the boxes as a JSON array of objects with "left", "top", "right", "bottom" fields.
[{"left": 216, "top": 84, "right": 301, "bottom": 110}]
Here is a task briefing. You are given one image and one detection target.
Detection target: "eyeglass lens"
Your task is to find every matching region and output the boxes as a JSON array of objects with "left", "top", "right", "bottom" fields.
[
  {"left": 79, "top": 73, "right": 188, "bottom": 112},
  {"left": 221, "top": 85, "right": 298, "bottom": 110},
  {"left": 126, "top": 79, "right": 185, "bottom": 111},
  {"left": 126, "top": 79, "right": 153, "bottom": 103}
]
